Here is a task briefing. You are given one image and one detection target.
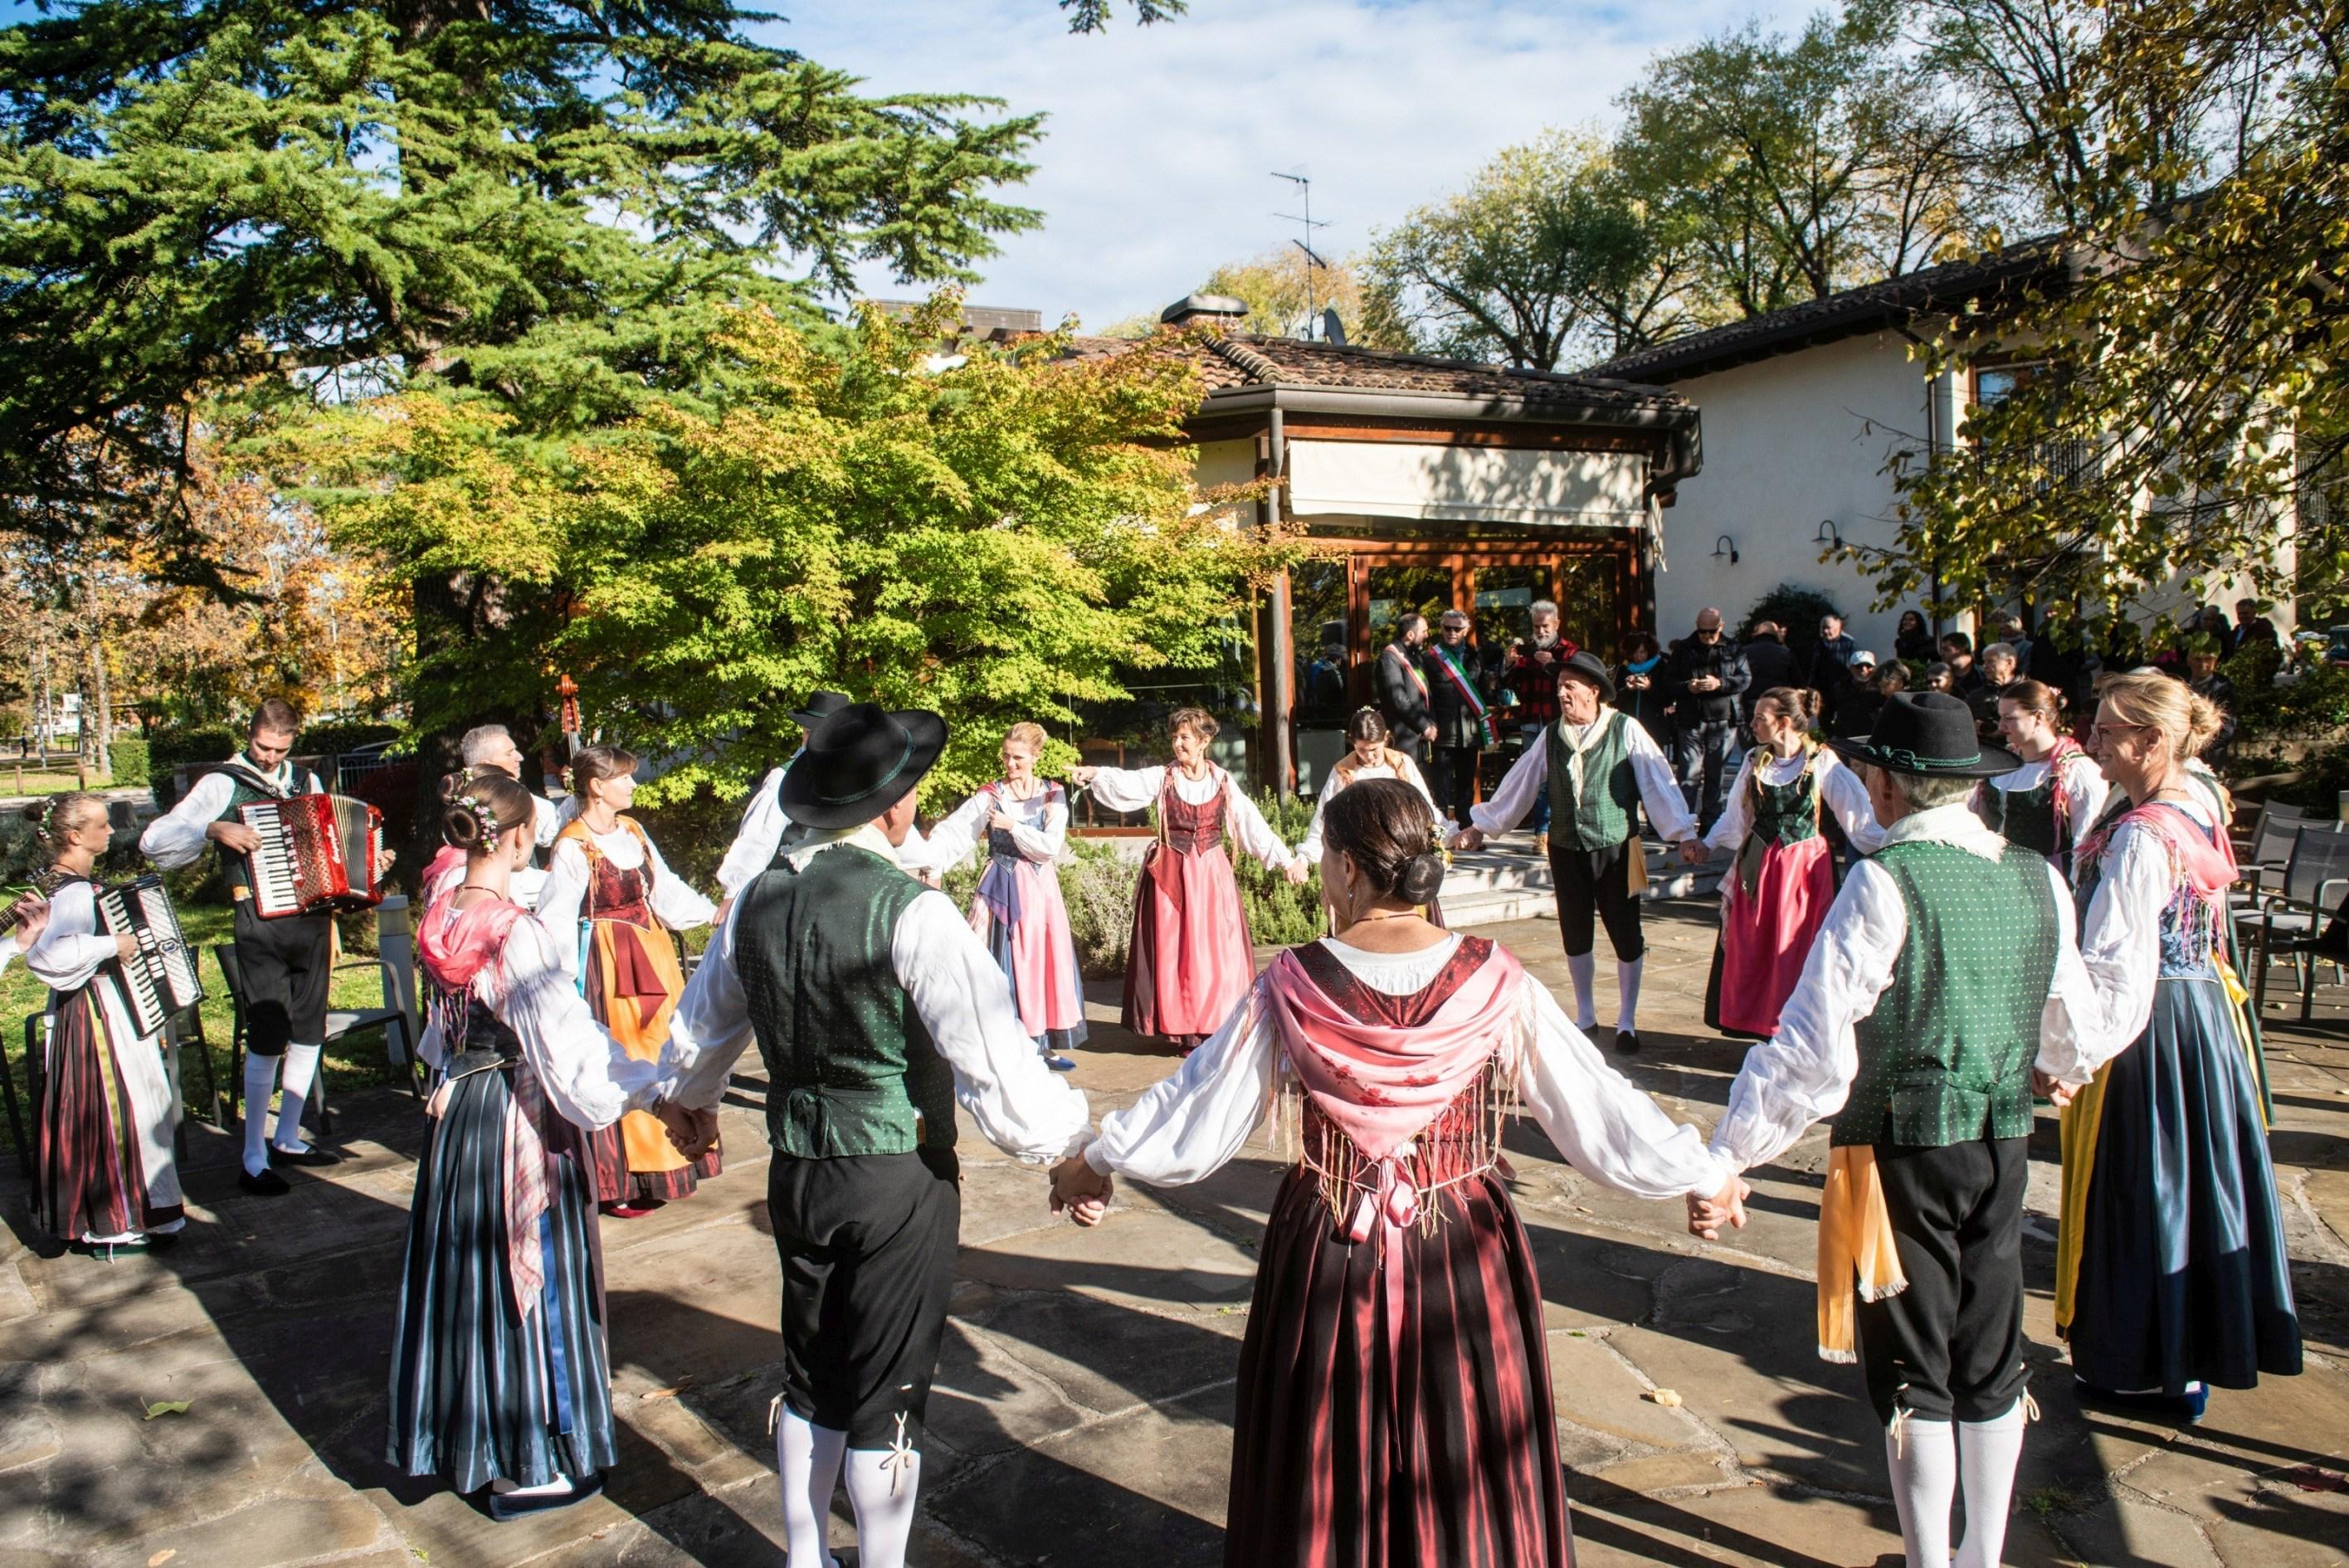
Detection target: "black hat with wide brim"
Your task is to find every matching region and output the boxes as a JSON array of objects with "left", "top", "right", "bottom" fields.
[
  {"left": 789, "top": 689, "right": 852, "bottom": 729},
  {"left": 1829, "top": 690, "right": 2020, "bottom": 779},
  {"left": 1555, "top": 649, "right": 1616, "bottom": 704},
  {"left": 778, "top": 703, "right": 948, "bottom": 830}
]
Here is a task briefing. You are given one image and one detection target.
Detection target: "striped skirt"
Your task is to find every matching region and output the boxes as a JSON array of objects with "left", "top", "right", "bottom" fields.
[
  {"left": 1226, "top": 1166, "right": 1574, "bottom": 1568},
  {"left": 386, "top": 1057, "right": 619, "bottom": 1494},
  {"left": 34, "top": 986, "right": 183, "bottom": 1243}
]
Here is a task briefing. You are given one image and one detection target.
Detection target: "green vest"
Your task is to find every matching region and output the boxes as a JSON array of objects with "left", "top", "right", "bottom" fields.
[
  {"left": 1832, "top": 839, "right": 2059, "bottom": 1147},
  {"left": 212, "top": 755, "right": 307, "bottom": 892},
  {"left": 734, "top": 843, "right": 957, "bottom": 1157},
  {"left": 1546, "top": 710, "right": 1640, "bottom": 851}
]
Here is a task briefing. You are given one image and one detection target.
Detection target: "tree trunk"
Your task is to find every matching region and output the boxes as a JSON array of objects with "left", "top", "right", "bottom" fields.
[{"left": 88, "top": 617, "right": 113, "bottom": 777}]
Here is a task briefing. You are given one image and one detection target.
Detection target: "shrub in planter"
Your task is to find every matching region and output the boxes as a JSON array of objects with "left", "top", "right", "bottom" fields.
[
  {"left": 1235, "top": 788, "right": 1323, "bottom": 947},
  {"left": 1059, "top": 837, "right": 1140, "bottom": 979}
]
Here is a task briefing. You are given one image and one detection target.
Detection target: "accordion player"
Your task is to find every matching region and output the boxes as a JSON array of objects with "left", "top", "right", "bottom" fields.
[{"left": 238, "top": 793, "right": 387, "bottom": 919}]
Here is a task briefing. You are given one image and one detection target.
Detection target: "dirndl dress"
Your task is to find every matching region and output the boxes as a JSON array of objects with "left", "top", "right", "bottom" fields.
[
  {"left": 967, "top": 786, "right": 1089, "bottom": 1053},
  {"left": 1123, "top": 772, "right": 1255, "bottom": 1040},
  {"left": 1704, "top": 755, "right": 1837, "bottom": 1040}
]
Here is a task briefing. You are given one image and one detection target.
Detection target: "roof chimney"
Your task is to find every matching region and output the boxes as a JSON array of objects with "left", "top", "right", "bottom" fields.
[{"left": 1160, "top": 293, "right": 1251, "bottom": 330}]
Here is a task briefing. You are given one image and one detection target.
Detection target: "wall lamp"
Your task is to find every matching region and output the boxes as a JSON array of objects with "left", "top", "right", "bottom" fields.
[
  {"left": 1815, "top": 519, "right": 1843, "bottom": 548},
  {"left": 1712, "top": 534, "right": 1739, "bottom": 564}
]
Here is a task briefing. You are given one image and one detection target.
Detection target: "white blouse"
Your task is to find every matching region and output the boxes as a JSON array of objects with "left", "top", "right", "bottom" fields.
[
  {"left": 139, "top": 757, "right": 325, "bottom": 869},
  {"left": 1297, "top": 757, "right": 1438, "bottom": 862},
  {"left": 23, "top": 880, "right": 155, "bottom": 1049},
  {"left": 2049, "top": 796, "right": 2220, "bottom": 1088},
  {"left": 537, "top": 821, "right": 717, "bottom": 974},
  {"left": 1986, "top": 750, "right": 2110, "bottom": 830},
  {"left": 1470, "top": 710, "right": 1698, "bottom": 844},
  {"left": 714, "top": 763, "right": 794, "bottom": 898},
  {"left": 444, "top": 904, "right": 674, "bottom": 1131},
  {"left": 1703, "top": 747, "right": 1885, "bottom": 855},
  {"left": 1082, "top": 766, "right": 1295, "bottom": 870},
  {"left": 1084, "top": 934, "right": 1733, "bottom": 1200},
  {"left": 913, "top": 782, "right": 1069, "bottom": 872}
]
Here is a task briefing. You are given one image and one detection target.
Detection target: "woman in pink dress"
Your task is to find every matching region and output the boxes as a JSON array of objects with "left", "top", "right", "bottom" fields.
[
  {"left": 1695, "top": 686, "right": 1884, "bottom": 1040},
  {"left": 1072, "top": 709, "right": 1305, "bottom": 1052},
  {"left": 911, "top": 723, "right": 1089, "bottom": 1071},
  {"left": 1080, "top": 779, "right": 1737, "bottom": 1566}
]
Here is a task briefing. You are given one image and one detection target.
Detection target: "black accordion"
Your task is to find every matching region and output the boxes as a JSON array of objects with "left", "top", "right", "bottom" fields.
[{"left": 95, "top": 874, "right": 207, "bottom": 1036}]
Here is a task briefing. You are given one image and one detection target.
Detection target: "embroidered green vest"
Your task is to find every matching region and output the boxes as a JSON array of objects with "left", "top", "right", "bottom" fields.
[
  {"left": 1830, "top": 839, "right": 2059, "bottom": 1148},
  {"left": 1546, "top": 710, "right": 1640, "bottom": 851},
  {"left": 1750, "top": 755, "right": 1823, "bottom": 846},
  {"left": 734, "top": 844, "right": 957, "bottom": 1157}
]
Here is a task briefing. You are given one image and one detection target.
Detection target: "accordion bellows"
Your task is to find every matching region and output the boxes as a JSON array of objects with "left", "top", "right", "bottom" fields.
[{"left": 239, "top": 793, "right": 385, "bottom": 918}]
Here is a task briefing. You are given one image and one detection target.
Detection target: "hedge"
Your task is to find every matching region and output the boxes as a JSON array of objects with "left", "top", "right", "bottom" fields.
[
  {"left": 147, "top": 721, "right": 401, "bottom": 809},
  {"left": 106, "top": 738, "right": 150, "bottom": 787}
]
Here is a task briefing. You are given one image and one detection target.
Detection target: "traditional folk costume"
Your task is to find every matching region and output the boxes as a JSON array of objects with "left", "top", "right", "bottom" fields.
[
  {"left": 387, "top": 889, "right": 675, "bottom": 1511},
  {"left": 1977, "top": 738, "right": 2108, "bottom": 879},
  {"left": 1087, "top": 932, "right": 1731, "bottom": 1568},
  {"left": 1079, "top": 762, "right": 1298, "bottom": 1049},
  {"left": 22, "top": 874, "right": 187, "bottom": 1250},
  {"left": 142, "top": 750, "right": 337, "bottom": 1185},
  {"left": 912, "top": 780, "right": 1089, "bottom": 1062},
  {"left": 668, "top": 704, "right": 1093, "bottom": 1568},
  {"left": 1470, "top": 651, "right": 1698, "bottom": 1049},
  {"left": 540, "top": 816, "right": 717, "bottom": 1207},
  {"left": 1711, "top": 694, "right": 2110, "bottom": 1568},
  {"left": 2053, "top": 795, "right": 2300, "bottom": 1419},
  {"left": 1297, "top": 747, "right": 1445, "bottom": 927},
  {"left": 1702, "top": 744, "right": 1884, "bottom": 1040}
]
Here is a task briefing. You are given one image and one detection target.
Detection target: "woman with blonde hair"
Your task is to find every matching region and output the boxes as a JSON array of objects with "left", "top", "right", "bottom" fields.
[
  {"left": 1692, "top": 687, "right": 1884, "bottom": 1040},
  {"left": 911, "top": 722, "right": 1089, "bottom": 1070},
  {"left": 2040, "top": 672, "right": 2300, "bottom": 1424},
  {"left": 539, "top": 743, "right": 718, "bottom": 1215},
  {"left": 1073, "top": 708, "right": 1304, "bottom": 1052},
  {"left": 1980, "top": 679, "right": 2108, "bottom": 878}
]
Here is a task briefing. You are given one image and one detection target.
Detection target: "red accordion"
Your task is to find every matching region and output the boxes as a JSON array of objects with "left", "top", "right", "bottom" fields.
[{"left": 238, "top": 793, "right": 386, "bottom": 918}]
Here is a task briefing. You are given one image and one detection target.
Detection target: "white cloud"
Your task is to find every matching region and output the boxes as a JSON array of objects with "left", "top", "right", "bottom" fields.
[{"left": 760, "top": 0, "right": 1823, "bottom": 332}]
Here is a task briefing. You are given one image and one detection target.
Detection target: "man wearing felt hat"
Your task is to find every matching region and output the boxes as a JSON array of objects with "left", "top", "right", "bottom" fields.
[
  {"left": 1691, "top": 692, "right": 2124, "bottom": 1568},
  {"left": 665, "top": 702, "right": 1107, "bottom": 1568},
  {"left": 1450, "top": 648, "right": 1700, "bottom": 1053}
]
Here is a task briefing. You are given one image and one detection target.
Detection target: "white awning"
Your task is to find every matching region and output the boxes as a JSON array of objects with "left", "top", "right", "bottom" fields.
[{"left": 1284, "top": 438, "right": 1649, "bottom": 528}]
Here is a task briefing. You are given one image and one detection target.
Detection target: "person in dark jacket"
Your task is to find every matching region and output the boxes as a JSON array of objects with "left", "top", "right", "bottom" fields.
[
  {"left": 1966, "top": 642, "right": 2021, "bottom": 742},
  {"left": 2232, "top": 599, "right": 2281, "bottom": 656},
  {"left": 1809, "top": 612, "right": 1858, "bottom": 728},
  {"left": 1894, "top": 610, "right": 1935, "bottom": 665},
  {"left": 1741, "top": 622, "right": 1799, "bottom": 707},
  {"left": 1664, "top": 606, "right": 1751, "bottom": 827},
  {"left": 2186, "top": 643, "right": 2238, "bottom": 767},
  {"left": 1830, "top": 651, "right": 1888, "bottom": 738},
  {"left": 1616, "top": 631, "right": 1671, "bottom": 747},
  {"left": 1375, "top": 614, "right": 1436, "bottom": 765},
  {"left": 1423, "top": 610, "right": 1497, "bottom": 831},
  {"left": 1940, "top": 631, "right": 1981, "bottom": 695},
  {"left": 1503, "top": 599, "right": 1572, "bottom": 854}
]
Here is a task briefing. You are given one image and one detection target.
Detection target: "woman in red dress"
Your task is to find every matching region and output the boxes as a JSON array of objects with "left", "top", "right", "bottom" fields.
[
  {"left": 1072, "top": 708, "right": 1306, "bottom": 1051},
  {"left": 1079, "top": 779, "right": 1739, "bottom": 1566}
]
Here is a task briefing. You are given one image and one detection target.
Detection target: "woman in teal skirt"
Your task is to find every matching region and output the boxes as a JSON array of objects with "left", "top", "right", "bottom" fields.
[
  {"left": 388, "top": 772, "right": 691, "bottom": 1518},
  {"left": 2046, "top": 673, "right": 2299, "bottom": 1424}
]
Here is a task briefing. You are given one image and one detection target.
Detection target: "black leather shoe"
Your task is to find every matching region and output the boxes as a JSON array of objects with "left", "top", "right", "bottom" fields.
[
  {"left": 237, "top": 1166, "right": 292, "bottom": 1196},
  {"left": 268, "top": 1145, "right": 342, "bottom": 1167},
  {"left": 1614, "top": 1030, "right": 1640, "bottom": 1055}
]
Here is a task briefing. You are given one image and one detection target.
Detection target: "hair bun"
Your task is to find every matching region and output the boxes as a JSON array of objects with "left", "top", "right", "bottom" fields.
[
  {"left": 441, "top": 803, "right": 483, "bottom": 848},
  {"left": 1397, "top": 851, "right": 1446, "bottom": 907},
  {"left": 436, "top": 771, "right": 470, "bottom": 803}
]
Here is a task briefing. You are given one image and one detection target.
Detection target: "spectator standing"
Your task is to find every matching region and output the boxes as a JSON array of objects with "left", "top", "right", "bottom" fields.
[
  {"left": 1615, "top": 631, "right": 1672, "bottom": 747},
  {"left": 1830, "top": 652, "right": 1887, "bottom": 739},
  {"left": 1742, "top": 621, "right": 1800, "bottom": 704},
  {"left": 2186, "top": 642, "right": 2239, "bottom": 767},
  {"left": 2232, "top": 599, "right": 2281, "bottom": 655},
  {"left": 1967, "top": 643, "right": 2022, "bottom": 742},
  {"left": 1503, "top": 600, "right": 1572, "bottom": 855},
  {"left": 1375, "top": 613, "right": 1437, "bottom": 765},
  {"left": 1894, "top": 610, "right": 1935, "bottom": 665},
  {"left": 1921, "top": 662, "right": 1956, "bottom": 694},
  {"left": 1424, "top": 610, "right": 1497, "bottom": 833},
  {"left": 1940, "top": 632, "right": 1981, "bottom": 695},
  {"left": 1664, "top": 607, "right": 1752, "bottom": 827}
]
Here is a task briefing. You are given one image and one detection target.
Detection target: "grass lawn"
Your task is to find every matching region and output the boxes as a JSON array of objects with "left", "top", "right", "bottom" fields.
[
  {"left": 0, "top": 767, "right": 119, "bottom": 799},
  {"left": 1, "top": 897, "right": 413, "bottom": 1152}
]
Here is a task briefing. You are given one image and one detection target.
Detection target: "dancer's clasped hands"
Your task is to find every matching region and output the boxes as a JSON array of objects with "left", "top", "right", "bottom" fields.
[
  {"left": 654, "top": 1101, "right": 721, "bottom": 1161},
  {"left": 1686, "top": 1173, "right": 1750, "bottom": 1241},
  {"left": 1050, "top": 1152, "right": 1113, "bottom": 1228}
]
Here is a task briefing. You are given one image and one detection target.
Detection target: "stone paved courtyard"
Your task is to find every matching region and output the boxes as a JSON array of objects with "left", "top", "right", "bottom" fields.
[{"left": 3, "top": 898, "right": 2347, "bottom": 1567}]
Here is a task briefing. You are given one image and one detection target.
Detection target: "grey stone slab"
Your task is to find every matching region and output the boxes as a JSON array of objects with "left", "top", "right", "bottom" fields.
[
  {"left": 1547, "top": 1332, "right": 1711, "bottom": 1451},
  {"left": 116, "top": 1496, "right": 386, "bottom": 1568},
  {"left": 959, "top": 1281, "right": 1246, "bottom": 1419},
  {"left": 2045, "top": 1497, "right": 2225, "bottom": 1567},
  {"left": 955, "top": 1207, "right": 1259, "bottom": 1330}
]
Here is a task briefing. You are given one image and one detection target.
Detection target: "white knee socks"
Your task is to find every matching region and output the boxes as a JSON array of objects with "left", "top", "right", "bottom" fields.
[
  {"left": 1955, "top": 1402, "right": 2027, "bottom": 1568},
  {"left": 1886, "top": 1416, "right": 1956, "bottom": 1568},
  {"left": 1567, "top": 952, "right": 1597, "bottom": 1030},
  {"left": 1616, "top": 955, "right": 1645, "bottom": 1034},
  {"left": 843, "top": 1441, "right": 922, "bottom": 1568},
  {"left": 272, "top": 1043, "right": 321, "bottom": 1152},
  {"left": 241, "top": 1053, "right": 278, "bottom": 1176},
  {"left": 776, "top": 1409, "right": 846, "bottom": 1568}
]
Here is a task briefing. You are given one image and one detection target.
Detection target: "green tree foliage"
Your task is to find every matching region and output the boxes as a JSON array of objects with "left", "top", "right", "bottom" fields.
[
  {"left": 0, "top": 0, "right": 1050, "bottom": 590},
  {"left": 266, "top": 299, "right": 1306, "bottom": 809},
  {"left": 1869, "top": 0, "right": 2347, "bottom": 645},
  {"left": 1197, "top": 246, "right": 1377, "bottom": 345}
]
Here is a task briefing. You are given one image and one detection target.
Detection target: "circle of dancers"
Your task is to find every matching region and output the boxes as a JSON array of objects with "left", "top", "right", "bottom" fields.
[{"left": 1, "top": 653, "right": 2303, "bottom": 1568}]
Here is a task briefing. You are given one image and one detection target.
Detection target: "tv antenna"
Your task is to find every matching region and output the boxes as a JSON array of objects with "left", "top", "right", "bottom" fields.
[{"left": 1271, "top": 171, "right": 1333, "bottom": 340}]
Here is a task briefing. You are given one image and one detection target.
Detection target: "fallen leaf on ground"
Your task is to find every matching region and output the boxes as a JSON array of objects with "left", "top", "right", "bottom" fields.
[
  {"left": 142, "top": 1400, "right": 190, "bottom": 1420},
  {"left": 641, "top": 1382, "right": 691, "bottom": 1401},
  {"left": 1646, "top": 1388, "right": 1684, "bottom": 1408},
  {"left": 148, "top": 1551, "right": 175, "bottom": 1566}
]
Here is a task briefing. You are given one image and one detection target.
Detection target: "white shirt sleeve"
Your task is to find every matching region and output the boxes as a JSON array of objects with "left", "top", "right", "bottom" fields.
[
  {"left": 1469, "top": 742, "right": 1547, "bottom": 835},
  {"left": 140, "top": 770, "right": 235, "bottom": 869},
  {"left": 2039, "top": 823, "right": 2171, "bottom": 1084},
  {"left": 910, "top": 791, "right": 991, "bottom": 874},
  {"left": 643, "top": 830, "right": 715, "bottom": 933},
  {"left": 714, "top": 768, "right": 790, "bottom": 898},
  {"left": 1518, "top": 981, "right": 1734, "bottom": 1198},
  {"left": 1703, "top": 751, "right": 1760, "bottom": 853},
  {"left": 1084, "top": 975, "right": 1276, "bottom": 1183},
  {"left": 2029, "top": 859, "right": 2111, "bottom": 1086},
  {"left": 667, "top": 895, "right": 758, "bottom": 1110},
  {"left": 23, "top": 882, "right": 120, "bottom": 992},
  {"left": 1625, "top": 720, "right": 1698, "bottom": 842},
  {"left": 1007, "top": 793, "right": 1068, "bottom": 863},
  {"left": 1709, "top": 860, "right": 1907, "bottom": 1172},
  {"left": 1820, "top": 757, "right": 1888, "bottom": 854},
  {"left": 1298, "top": 784, "right": 1337, "bottom": 863},
  {"left": 2066, "top": 756, "right": 2112, "bottom": 836},
  {"left": 1083, "top": 765, "right": 1166, "bottom": 813},
  {"left": 0, "top": 933, "right": 17, "bottom": 973},
  {"left": 536, "top": 838, "right": 590, "bottom": 970},
  {"left": 893, "top": 890, "right": 1094, "bottom": 1162},
  {"left": 488, "top": 914, "right": 669, "bottom": 1130},
  {"left": 532, "top": 794, "right": 563, "bottom": 850},
  {"left": 1222, "top": 779, "right": 1295, "bottom": 870}
]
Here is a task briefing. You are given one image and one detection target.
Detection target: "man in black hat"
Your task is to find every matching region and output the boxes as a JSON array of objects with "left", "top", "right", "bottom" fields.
[
  {"left": 665, "top": 702, "right": 1107, "bottom": 1568},
  {"left": 1693, "top": 691, "right": 2117, "bottom": 1568},
  {"left": 1450, "top": 650, "right": 1699, "bottom": 1053}
]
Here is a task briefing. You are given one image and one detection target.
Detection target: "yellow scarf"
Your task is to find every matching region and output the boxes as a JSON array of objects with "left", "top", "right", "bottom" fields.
[{"left": 1816, "top": 1146, "right": 1908, "bottom": 1361}]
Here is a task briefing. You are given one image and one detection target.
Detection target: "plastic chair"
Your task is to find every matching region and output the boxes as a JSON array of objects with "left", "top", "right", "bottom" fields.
[{"left": 216, "top": 942, "right": 421, "bottom": 1133}]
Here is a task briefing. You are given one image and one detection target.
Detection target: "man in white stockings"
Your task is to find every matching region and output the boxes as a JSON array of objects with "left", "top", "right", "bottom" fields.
[
  {"left": 141, "top": 698, "right": 338, "bottom": 1195},
  {"left": 1451, "top": 650, "right": 1698, "bottom": 1053},
  {"left": 1694, "top": 693, "right": 2120, "bottom": 1568},
  {"left": 666, "top": 703, "right": 1106, "bottom": 1568}
]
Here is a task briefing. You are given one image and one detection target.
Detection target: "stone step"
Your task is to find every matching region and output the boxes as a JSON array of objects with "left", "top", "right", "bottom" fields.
[{"left": 1441, "top": 834, "right": 1725, "bottom": 929}]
